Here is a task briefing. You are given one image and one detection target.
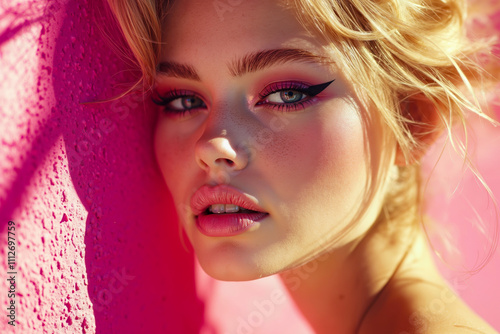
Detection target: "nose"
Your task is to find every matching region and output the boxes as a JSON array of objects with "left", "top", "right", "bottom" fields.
[{"left": 195, "top": 133, "right": 249, "bottom": 176}]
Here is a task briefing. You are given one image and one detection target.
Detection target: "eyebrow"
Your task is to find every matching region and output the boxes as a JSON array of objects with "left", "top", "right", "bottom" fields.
[
  {"left": 156, "top": 61, "right": 201, "bottom": 81},
  {"left": 156, "top": 48, "right": 329, "bottom": 81}
]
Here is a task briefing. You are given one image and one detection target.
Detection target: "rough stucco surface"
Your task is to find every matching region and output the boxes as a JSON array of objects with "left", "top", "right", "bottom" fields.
[
  {"left": 0, "top": 0, "right": 204, "bottom": 332},
  {"left": 0, "top": 1, "right": 499, "bottom": 334}
]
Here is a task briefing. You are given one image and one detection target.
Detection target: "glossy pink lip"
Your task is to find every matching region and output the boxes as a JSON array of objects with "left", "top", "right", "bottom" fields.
[{"left": 190, "top": 185, "right": 268, "bottom": 237}]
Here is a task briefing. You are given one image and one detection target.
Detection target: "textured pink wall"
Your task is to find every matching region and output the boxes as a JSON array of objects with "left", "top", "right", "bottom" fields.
[
  {"left": 0, "top": 1, "right": 498, "bottom": 333},
  {"left": 0, "top": 0, "right": 203, "bottom": 333}
]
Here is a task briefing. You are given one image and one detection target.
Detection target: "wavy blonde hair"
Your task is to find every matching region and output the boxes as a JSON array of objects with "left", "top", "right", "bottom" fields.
[{"left": 106, "top": 0, "right": 498, "bottom": 265}]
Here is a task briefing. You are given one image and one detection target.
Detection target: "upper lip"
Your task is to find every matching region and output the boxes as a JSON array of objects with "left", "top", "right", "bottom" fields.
[{"left": 190, "top": 184, "right": 267, "bottom": 216}]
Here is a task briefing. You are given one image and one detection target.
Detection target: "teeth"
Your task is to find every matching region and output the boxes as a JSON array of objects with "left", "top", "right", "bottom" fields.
[
  {"left": 225, "top": 204, "right": 239, "bottom": 213},
  {"left": 209, "top": 204, "right": 240, "bottom": 214},
  {"left": 210, "top": 204, "right": 226, "bottom": 214}
]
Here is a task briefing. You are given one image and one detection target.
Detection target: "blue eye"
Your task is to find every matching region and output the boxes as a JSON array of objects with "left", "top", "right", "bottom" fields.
[
  {"left": 172, "top": 96, "right": 205, "bottom": 110},
  {"left": 257, "top": 80, "right": 334, "bottom": 112},
  {"left": 152, "top": 80, "right": 335, "bottom": 115},
  {"left": 267, "top": 90, "right": 305, "bottom": 103},
  {"left": 152, "top": 89, "right": 207, "bottom": 116}
]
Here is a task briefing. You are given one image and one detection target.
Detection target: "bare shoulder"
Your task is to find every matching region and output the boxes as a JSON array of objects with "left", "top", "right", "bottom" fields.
[
  {"left": 359, "top": 279, "right": 498, "bottom": 334},
  {"left": 414, "top": 315, "right": 498, "bottom": 334},
  {"left": 421, "top": 310, "right": 499, "bottom": 334}
]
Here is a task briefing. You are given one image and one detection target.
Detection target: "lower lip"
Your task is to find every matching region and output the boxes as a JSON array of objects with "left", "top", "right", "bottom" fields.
[{"left": 195, "top": 212, "right": 268, "bottom": 237}]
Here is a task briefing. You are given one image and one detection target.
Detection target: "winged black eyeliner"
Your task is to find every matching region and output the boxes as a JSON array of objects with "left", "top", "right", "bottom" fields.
[{"left": 304, "top": 79, "right": 335, "bottom": 96}]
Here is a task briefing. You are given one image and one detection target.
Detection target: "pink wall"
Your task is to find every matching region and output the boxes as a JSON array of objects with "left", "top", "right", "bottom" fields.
[
  {"left": 0, "top": 1, "right": 203, "bottom": 332},
  {"left": 0, "top": 1, "right": 498, "bottom": 333}
]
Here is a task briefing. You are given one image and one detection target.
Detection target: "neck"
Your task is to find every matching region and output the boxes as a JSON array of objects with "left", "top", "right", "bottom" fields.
[{"left": 278, "top": 219, "right": 441, "bottom": 334}]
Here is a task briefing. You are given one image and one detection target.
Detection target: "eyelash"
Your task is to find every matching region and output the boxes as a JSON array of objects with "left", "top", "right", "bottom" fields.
[
  {"left": 151, "top": 89, "right": 205, "bottom": 117},
  {"left": 257, "top": 81, "right": 315, "bottom": 112},
  {"left": 152, "top": 80, "right": 333, "bottom": 115}
]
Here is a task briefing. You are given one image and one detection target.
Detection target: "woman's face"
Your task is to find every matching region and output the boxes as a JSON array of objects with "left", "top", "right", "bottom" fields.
[{"left": 154, "top": 0, "right": 393, "bottom": 280}]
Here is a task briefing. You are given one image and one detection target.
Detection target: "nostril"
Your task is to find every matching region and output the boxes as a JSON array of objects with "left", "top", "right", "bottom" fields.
[
  {"left": 216, "top": 158, "right": 235, "bottom": 167},
  {"left": 199, "top": 159, "right": 209, "bottom": 169}
]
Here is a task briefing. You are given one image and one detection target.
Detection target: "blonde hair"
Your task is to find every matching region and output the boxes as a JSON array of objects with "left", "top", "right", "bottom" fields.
[
  {"left": 105, "top": 0, "right": 168, "bottom": 93},
  {"left": 106, "top": 0, "right": 498, "bottom": 264},
  {"left": 286, "top": 0, "right": 497, "bottom": 243}
]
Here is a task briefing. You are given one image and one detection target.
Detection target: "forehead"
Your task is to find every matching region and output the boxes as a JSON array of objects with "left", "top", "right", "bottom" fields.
[{"left": 161, "top": 0, "right": 328, "bottom": 64}]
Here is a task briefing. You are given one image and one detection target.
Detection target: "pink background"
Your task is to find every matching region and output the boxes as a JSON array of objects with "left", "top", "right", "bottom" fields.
[{"left": 0, "top": 0, "right": 498, "bottom": 333}]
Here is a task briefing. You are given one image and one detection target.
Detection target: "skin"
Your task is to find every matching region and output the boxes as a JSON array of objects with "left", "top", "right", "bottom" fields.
[{"left": 153, "top": 0, "right": 498, "bottom": 333}]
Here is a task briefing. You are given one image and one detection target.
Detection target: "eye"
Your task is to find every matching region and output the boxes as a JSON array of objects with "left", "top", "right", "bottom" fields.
[
  {"left": 257, "top": 80, "right": 334, "bottom": 112},
  {"left": 152, "top": 89, "right": 207, "bottom": 116},
  {"left": 267, "top": 90, "right": 305, "bottom": 104},
  {"left": 169, "top": 96, "right": 205, "bottom": 110}
]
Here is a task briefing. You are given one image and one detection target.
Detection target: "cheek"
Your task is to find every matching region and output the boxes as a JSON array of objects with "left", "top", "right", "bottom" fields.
[
  {"left": 261, "top": 102, "right": 368, "bottom": 215},
  {"left": 154, "top": 121, "right": 193, "bottom": 193},
  {"left": 260, "top": 103, "right": 372, "bottom": 256}
]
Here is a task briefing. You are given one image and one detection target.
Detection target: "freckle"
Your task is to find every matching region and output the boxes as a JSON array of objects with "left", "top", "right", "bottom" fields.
[{"left": 338, "top": 294, "right": 345, "bottom": 300}]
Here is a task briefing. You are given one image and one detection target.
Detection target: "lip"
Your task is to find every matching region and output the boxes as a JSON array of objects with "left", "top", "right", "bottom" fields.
[{"left": 190, "top": 184, "right": 268, "bottom": 237}]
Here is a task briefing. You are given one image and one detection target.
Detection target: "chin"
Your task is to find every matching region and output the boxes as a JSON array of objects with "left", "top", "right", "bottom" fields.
[
  {"left": 200, "top": 263, "right": 262, "bottom": 281},
  {"left": 195, "top": 245, "right": 278, "bottom": 281}
]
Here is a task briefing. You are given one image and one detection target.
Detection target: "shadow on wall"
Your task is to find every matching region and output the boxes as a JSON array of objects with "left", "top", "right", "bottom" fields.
[
  {"left": 53, "top": 0, "right": 205, "bottom": 332},
  {"left": 0, "top": 0, "right": 205, "bottom": 332},
  {"left": 0, "top": 0, "right": 62, "bottom": 245}
]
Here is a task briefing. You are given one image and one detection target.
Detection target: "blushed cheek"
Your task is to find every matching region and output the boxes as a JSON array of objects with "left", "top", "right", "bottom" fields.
[{"left": 263, "top": 108, "right": 367, "bottom": 202}]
